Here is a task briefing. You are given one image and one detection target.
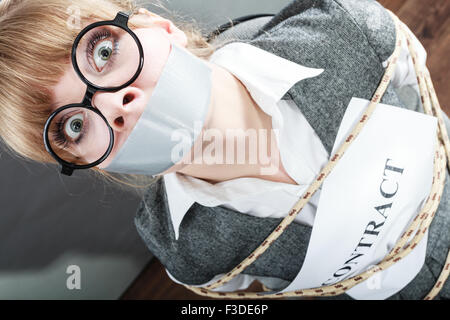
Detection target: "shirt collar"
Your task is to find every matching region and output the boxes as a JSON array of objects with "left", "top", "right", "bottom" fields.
[
  {"left": 164, "top": 41, "right": 324, "bottom": 240},
  {"left": 209, "top": 42, "right": 324, "bottom": 113}
]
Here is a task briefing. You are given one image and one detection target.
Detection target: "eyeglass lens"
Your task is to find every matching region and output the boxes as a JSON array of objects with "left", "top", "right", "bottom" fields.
[
  {"left": 75, "top": 25, "right": 141, "bottom": 88},
  {"left": 47, "top": 106, "right": 112, "bottom": 166}
]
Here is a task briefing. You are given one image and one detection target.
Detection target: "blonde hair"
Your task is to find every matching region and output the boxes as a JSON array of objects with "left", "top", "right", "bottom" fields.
[{"left": 0, "top": 0, "right": 224, "bottom": 193}]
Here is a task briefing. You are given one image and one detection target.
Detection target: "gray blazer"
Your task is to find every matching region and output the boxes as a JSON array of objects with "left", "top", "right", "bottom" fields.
[{"left": 134, "top": 0, "right": 450, "bottom": 299}]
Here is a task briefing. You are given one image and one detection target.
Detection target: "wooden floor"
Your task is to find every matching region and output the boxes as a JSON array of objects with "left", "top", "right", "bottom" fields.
[{"left": 120, "top": 0, "right": 450, "bottom": 300}]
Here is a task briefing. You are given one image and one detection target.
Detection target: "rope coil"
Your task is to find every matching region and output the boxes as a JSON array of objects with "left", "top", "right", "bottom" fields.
[{"left": 183, "top": 10, "right": 450, "bottom": 300}]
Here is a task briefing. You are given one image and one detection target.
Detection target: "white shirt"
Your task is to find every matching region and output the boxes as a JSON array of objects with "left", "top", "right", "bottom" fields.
[{"left": 164, "top": 23, "right": 427, "bottom": 292}]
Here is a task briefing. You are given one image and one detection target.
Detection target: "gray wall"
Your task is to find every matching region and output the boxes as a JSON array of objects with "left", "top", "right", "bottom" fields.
[
  {"left": 0, "top": 0, "right": 292, "bottom": 299},
  {"left": 147, "top": 0, "right": 291, "bottom": 31},
  {"left": 0, "top": 146, "right": 151, "bottom": 299}
]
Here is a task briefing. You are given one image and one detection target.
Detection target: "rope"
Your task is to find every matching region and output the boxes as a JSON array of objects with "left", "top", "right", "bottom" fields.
[{"left": 183, "top": 10, "right": 450, "bottom": 300}]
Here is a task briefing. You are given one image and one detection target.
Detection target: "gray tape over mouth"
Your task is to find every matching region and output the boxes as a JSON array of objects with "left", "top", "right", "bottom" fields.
[{"left": 104, "top": 43, "right": 212, "bottom": 176}]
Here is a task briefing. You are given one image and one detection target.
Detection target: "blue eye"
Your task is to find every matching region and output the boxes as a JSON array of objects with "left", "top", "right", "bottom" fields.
[
  {"left": 52, "top": 112, "right": 87, "bottom": 150},
  {"left": 65, "top": 113, "right": 84, "bottom": 140},
  {"left": 86, "top": 29, "right": 119, "bottom": 73},
  {"left": 92, "top": 40, "right": 113, "bottom": 71}
]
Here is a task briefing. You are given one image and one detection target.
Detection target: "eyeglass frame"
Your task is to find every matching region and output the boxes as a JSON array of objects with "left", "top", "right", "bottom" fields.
[{"left": 43, "top": 11, "right": 145, "bottom": 177}]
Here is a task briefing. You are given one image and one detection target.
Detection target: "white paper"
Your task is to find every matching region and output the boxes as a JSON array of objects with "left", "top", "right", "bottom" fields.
[{"left": 277, "top": 97, "right": 437, "bottom": 299}]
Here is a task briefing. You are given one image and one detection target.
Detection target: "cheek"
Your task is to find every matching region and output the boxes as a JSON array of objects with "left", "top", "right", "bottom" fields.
[{"left": 131, "top": 28, "right": 172, "bottom": 95}]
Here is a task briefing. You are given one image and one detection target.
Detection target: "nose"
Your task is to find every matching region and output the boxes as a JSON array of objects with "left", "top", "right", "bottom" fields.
[{"left": 91, "top": 87, "right": 142, "bottom": 132}]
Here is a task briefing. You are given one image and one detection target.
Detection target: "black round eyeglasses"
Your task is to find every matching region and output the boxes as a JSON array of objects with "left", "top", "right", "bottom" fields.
[{"left": 43, "top": 11, "right": 144, "bottom": 176}]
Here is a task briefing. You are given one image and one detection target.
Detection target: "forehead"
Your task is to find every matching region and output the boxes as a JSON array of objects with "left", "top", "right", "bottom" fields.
[{"left": 51, "top": 64, "right": 87, "bottom": 112}]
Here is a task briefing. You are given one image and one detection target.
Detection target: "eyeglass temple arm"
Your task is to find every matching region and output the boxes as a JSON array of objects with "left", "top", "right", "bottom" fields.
[
  {"left": 61, "top": 166, "right": 74, "bottom": 176},
  {"left": 114, "top": 11, "right": 130, "bottom": 27}
]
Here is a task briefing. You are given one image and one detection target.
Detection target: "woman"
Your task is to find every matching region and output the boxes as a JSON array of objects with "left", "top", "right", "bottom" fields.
[{"left": 0, "top": 0, "right": 448, "bottom": 299}]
